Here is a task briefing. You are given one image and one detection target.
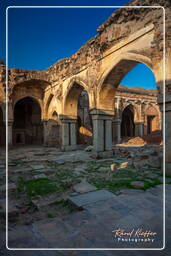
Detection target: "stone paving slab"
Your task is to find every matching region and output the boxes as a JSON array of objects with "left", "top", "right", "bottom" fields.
[
  {"left": 68, "top": 189, "right": 115, "bottom": 208},
  {"left": 30, "top": 165, "right": 45, "bottom": 170},
  {"left": 32, "top": 193, "right": 64, "bottom": 209},
  {"left": 4, "top": 184, "right": 169, "bottom": 250},
  {"left": 33, "top": 173, "right": 47, "bottom": 179},
  {"left": 73, "top": 182, "right": 97, "bottom": 194},
  {"left": 11, "top": 167, "right": 33, "bottom": 174}
]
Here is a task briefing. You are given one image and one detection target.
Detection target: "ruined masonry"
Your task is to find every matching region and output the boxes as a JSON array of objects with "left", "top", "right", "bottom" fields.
[{"left": 0, "top": 0, "right": 171, "bottom": 172}]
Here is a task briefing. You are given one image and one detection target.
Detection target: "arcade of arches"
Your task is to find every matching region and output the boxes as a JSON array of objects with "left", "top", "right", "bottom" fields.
[
  {"left": 0, "top": 0, "right": 170, "bottom": 170},
  {"left": 0, "top": 82, "right": 161, "bottom": 148}
]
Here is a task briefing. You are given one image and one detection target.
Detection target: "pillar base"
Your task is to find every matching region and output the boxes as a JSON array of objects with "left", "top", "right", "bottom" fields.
[
  {"left": 92, "top": 150, "right": 113, "bottom": 159},
  {"left": 61, "top": 145, "right": 77, "bottom": 151}
]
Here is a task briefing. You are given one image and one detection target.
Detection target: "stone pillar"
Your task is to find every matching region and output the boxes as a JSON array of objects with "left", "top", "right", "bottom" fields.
[
  {"left": 91, "top": 109, "right": 113, "bottom": 158},
  {"left": 135, "top": 122, "right": 144, "bottom": 137},
  {"left": 43, "top": 120, "right": 48, "bottom": 146},
  {"left": 112, "top": 119, "right": 121, "bottom": 144},
  {"left": 60, "top": 116, "right": 77, "bottom": 151},
  {"left": 70, "top": 122, "right": 77, "bottom": 148},
  {"left": 8, "top": 120, "right": 13, "bottom": 146}
]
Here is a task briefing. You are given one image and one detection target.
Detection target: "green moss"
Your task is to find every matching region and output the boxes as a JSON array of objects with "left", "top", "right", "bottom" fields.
[
  {"left": 16, "top": 176, "right": 73, "bottom": 199},
  {"left": 26, "top": 178, "right": 60, "bottom": 197},
  {"left": 91, "top": 176, "right": 163, "bottom": 193},
  {"left": 47, "top": 213, "right": 55, "bottom": 218}
]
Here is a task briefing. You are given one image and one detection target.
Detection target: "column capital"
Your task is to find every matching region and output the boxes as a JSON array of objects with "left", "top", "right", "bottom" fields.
[
  {"left": 90, "top": 109, "right": 114, "bottom": 117},
  {"left": 112, "top": 118, "right": 121, "bottom": 124},
  {"left": 59, "top": 114, "right": 77, "bottom": 122},
  {"left": 42, "top": 119, "right": 48, "bottom": 123}
]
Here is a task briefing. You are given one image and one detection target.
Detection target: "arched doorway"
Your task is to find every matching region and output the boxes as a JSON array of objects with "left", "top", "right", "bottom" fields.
[
  {"left": 13, "top": 97, "right": 43, "bottom": 145},
  {"left": 121, "top": 105, "right": 135, "bottom": 138},
  {"left": 44, "top": 94, "right": 62, "bottom": 146},
  {"left": 77, "top": 90, "right": 93, "bottom": 145},
  {"left": 47, "top": 110, "right": 61, "bottom": 146},
  {"left": 63, "top": 81, "right": 93, "bottom": 150},
  {"left": 0, "top": 106, "right": 5, "bottom": 146},
  {"left": 145, "top": 106, "right": 160, "bottom": 135}
]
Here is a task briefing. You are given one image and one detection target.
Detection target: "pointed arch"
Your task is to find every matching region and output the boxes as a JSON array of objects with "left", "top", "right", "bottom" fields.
[{"left": 97, "top": 52, "right": 156, "bottom": 111}]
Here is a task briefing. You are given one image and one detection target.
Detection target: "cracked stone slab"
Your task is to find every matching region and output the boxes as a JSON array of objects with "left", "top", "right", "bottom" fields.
[
  {"left": 32, "top": 193, "right": 64, "bottom": 209},
  {"left": 68, "top": 189, "right": 115, "bottom": 208}
]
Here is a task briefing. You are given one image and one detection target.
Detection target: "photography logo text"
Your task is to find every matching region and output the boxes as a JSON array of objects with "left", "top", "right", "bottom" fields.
[{"left": 112, "top": 228, "right": 157, "bottom": 243}]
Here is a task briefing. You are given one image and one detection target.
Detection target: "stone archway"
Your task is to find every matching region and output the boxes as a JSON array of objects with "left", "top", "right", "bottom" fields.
[
  {"left": 77, "top": 90, "right": 93, "bottom": 145},
  {"left": 121, "top": 105, "right": 135, "bottom": 138},
  {"left": 13, "top": 97, "right": 43, "bottom": 145},
  {"left": 96, "top": 55, "right": 157, "bottom": 156},
  {"left": 0, "top": 106, "right": 5, "bottom": 146},
  {"left": 98, "top": 53, "right": 153, "bottom": 111},
  {"left": 62, "top": 81, "right": 92, "bottom": 150}
]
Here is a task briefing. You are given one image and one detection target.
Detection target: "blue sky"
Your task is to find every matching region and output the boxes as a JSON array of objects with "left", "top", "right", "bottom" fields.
[{"left": 0, "top": 0, "right": 156, "bottom": 89}]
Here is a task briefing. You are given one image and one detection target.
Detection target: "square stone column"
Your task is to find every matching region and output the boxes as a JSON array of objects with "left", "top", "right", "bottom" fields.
[
  {"left": 8, "top": 121, "right": 13, "bottom": 146},
  {"left": 60, "top": 115, "right": 77, "bottom": 151},
  {"left": 135, "top": 122, "right": 144, "bottom": 137},
  {"left": 91, "top": 109, "right": 113, "bottom": 158},
  {"left": 112, "top": 119, "right": 121, "bottom": 144},
  {"left": 43, "top": 120, "right": 48, "bottom": 146}
]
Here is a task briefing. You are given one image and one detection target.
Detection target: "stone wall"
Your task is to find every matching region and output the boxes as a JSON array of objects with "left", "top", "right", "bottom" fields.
[{"left": 0, "top": 0, "right": 169, "bottom": 165}]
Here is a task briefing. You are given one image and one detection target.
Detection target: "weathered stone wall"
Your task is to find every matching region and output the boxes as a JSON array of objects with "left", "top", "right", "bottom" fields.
[{"left": 0, "top": 0, "right": 169, "bottom": 162}]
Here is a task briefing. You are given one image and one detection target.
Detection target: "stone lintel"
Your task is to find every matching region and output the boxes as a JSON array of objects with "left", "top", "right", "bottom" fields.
[
  {"left": 59, "top": 115, "right": 77, "bottom": 122},
  {"left": 134, "top": 121, "right": 144, "bottom": 125},
  {"left": 112, "top": 118, "right": 121, "bottom": 124},
  {"left": 90, "top": 109, "right": 114, "bottom": 118}
]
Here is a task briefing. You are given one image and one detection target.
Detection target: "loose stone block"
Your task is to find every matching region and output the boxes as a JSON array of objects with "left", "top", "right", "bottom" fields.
[
  {"left": 32, "top": 193, "right": 64, "bottom": 209},
  {"left": 55, "top": 160, "right": 65, "bottom": 165},
  {"left": 110, "top": 163, "right": 117, "bottom": 171},
  {"left": 84, "top": 145, "right": 93, "bottom": 152},
  {"left": 30, "top": 165, "right": 45, "bottom": 170},
  {"left": 68, "top": 189, "right": 115, "bottom": 208},
  {"left": 33, "top": 174, "right": 47, "bottom": 179},
  {"left": 119, "top": 162, "right": 129, "bottom": 169},
  {"left": 98, "top": 167, "right": 109, "bottom": 172},
  {"left": 131, "top": 181, "right": 145, "bottom": 188},
  {"left": 73, "top": 182, "right": 97, "bottom": 194}
]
